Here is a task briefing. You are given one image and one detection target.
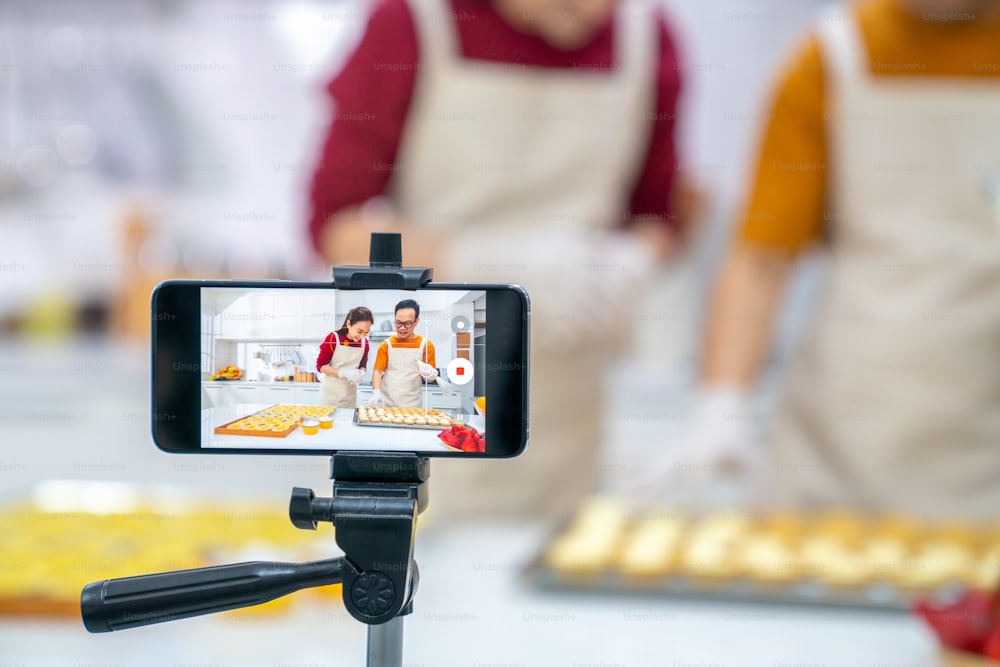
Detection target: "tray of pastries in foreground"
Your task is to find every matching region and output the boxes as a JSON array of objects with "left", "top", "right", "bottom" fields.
[
  {"left": 354, "top": 406, "right": 464, "bottom": 430},
  {"left": 524, "top": 497, "right": 1000, "bottom": 610},
  {"left": 0, "top": 481, "right": 346, "bottom": 619}
]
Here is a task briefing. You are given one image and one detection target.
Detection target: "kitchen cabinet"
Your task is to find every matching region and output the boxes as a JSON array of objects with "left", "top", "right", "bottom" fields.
[
  {"left": 216, "top": 293, "right": 318, "bottom": 340},
  {"left": 261, "top": 384, "right": 296, "bottom": 405},
  {"left": 218, "top": 295, "right": 251, "bottom": 338},
  {"left": 220, "top": 294, "right": 283, "bottom": 338},
  {"left": 272, "top": 293, "right": 304, "bottom": 339},
  {"left": 202, "top": 382, "right": 324, "bottom": 408},
  {"left": 295, "top": 386, "right": 322, "bottom": 404},
  {"left": 202, "top": 383, "right": 460, "bottom": 410},
  {"left": 303, "top": 312, "right": 338, "bottom": 341},
  {"left": 351, "top": 387, "right": 460, "bottom": 410},
  {"left": 426, "top": 392, "right": 462, "bottom": 410},
  {"left": 230, "top": 384, "right": 263, "bottom": 405},
  {"left": 203, "top": 383, "right": 223, "bottom": 408},
  {"left": 202, "top": 382, "right": 262, "bottom": 407}
]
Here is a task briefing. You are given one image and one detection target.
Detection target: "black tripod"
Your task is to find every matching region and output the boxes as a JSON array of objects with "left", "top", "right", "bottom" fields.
[
  {"left": 82, "top": 234, "right": 437, "bottom": 666},
  {"left": 82, "top": 452, "right": 427, "bottom": 666}
]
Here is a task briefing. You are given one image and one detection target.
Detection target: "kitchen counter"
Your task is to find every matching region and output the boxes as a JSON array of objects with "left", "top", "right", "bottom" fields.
[
  {"left": 204, "top": 404, "right": 483, "bottom": 452},
  {"left": 202, "top": 379, "right": 322, "bottom": 386},
  {"left": 202, "top": 381, "right": 464, "bottom": 413},
  {"left": 0, "top": 521, "right": 940, "bottom": 666},
  {"left": 202, "top": 380, "right": 455, "bottom": 392}
]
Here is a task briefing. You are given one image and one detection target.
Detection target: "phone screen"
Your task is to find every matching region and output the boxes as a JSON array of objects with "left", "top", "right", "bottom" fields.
[{"left": 152, "top": 281, "right": 528, "bottom": 458}]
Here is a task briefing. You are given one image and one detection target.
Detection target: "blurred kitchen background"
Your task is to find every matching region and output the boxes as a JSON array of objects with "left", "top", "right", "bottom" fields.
[
  {"left": 0, "top": 0, "right": 965, "bottom": 665},
  {"left": 0, "top": 0, "right": 826, "bottom": 477}
]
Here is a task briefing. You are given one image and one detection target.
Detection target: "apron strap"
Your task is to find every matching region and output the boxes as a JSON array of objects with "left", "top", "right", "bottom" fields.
[
  {"left": 404, "top": 0, "right": 457, "bottom": 72},
  {"left": 616, "top": 0, "right": 656, "bottom": 89},
  {"left": 613, "top": 0, "right": 657, "bottom": 189},
  {"left": 816, "top": 5, "right": 869, "bottom": 86}
]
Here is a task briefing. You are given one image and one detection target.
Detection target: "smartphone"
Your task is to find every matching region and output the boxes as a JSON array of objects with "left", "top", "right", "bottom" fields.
[{"left": 152, "top": 280, "right": 529, "bottom": 458}]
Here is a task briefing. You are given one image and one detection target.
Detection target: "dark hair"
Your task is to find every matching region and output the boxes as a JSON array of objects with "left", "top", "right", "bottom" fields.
[
  {"left": 338, "top": 306, "right": 374, "bottom": 333},
  {"left": 394, "top": 299, "right": 420, "bottom": 319}
]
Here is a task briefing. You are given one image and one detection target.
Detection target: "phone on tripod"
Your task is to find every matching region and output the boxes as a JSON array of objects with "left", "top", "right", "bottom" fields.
[
  {"left": 151, "top": 280, "right": 529, "bottom": 458},
  {"left": 83, "top": 237, "right": 528, "bottom": 665}
]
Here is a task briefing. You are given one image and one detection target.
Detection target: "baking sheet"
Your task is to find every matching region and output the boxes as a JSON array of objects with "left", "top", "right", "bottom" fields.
[
  {"left": 353, "top": 408, "right": 461, "bottom": 431},
  {"left": 213, "top": 414, "right": 300, "bottom": 438},
  {"left": 213, "top": 404, "right": 333, "bottom": 438},
  {"left": 522, "top": 553, "right": 955, "bottom": 610},
  {"left": 522, "top": 507, "right": 994, "bottom": 611}
]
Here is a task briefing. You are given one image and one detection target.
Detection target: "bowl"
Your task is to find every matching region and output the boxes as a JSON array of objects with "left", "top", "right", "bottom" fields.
[
  {"left": 301, "top": 419, "right": 320, "bottom": 435},
  {"left": 319, "top": 416, "right": 334, "bottom": 429}
]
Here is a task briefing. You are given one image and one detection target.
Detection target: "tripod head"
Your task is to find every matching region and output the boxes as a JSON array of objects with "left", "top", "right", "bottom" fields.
[
  {"left": 290, "top": 452, "right": 429, "bottom": 624},
  {"left": 81, "top": 452, "right": 428, "bottom": 631}
]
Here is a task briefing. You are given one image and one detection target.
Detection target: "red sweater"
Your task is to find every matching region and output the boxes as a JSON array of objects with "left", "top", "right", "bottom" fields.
[
  {"left": 316, "top": 331, "right": 370, "bottom": 372},
  {"left": 308, "top": 0, "right": 683, "bottom": 251}
]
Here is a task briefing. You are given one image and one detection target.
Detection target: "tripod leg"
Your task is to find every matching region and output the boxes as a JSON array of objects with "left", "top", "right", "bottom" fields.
[{"left": 366, "top": 615, "right": 404, "bottom": 667}]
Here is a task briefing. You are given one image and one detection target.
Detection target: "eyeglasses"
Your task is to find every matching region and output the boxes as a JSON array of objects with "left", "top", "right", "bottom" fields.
[{"left": 393, "top": 320, "right": 416, "bottom": 329}]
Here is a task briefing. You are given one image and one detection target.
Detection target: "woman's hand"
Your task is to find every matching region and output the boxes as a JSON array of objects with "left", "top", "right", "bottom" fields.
[{"left": 317, "top": 205, "right": 443, "bottom": 268}]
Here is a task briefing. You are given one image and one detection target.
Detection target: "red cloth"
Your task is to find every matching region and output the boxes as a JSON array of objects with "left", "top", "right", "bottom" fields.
[
  {"left": 915, "top": 590, "right": 1000, "bottom": 659},
  {"left": 316, "top": 331, "right": 369, "bottom": 372},
  {"left": 308, "top": 0, "right": 683, "bottom": 252}
]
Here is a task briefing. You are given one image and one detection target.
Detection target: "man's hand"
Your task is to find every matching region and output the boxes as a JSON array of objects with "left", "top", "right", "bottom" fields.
[
  {"left": 434, "top": 376, "right": 458, "bottom": 396},
  {"left": 365, "top": 388, "right": 386, "bottom": 407},
  {"left": 345, "top": 368, "right": 365, "bottom": 385},
  {"left": 631, "top": 388, "right": 761, "bottom": 509},
  {"left": 318, "top": 205, "right": 443, "bottom": 268},
  {"left": 415, "top": 360, "right": 438, "bottom": 381}
]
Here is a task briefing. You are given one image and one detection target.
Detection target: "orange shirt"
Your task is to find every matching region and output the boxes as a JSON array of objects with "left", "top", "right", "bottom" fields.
[
  {"left": 739, "top": 0, "right": 1000, "bottom": 252},
  {"left": 373, "top": 335, "right": 436, "bottom": 373}
]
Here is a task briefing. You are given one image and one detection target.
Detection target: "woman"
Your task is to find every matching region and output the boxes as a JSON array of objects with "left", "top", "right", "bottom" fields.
[
  {"left": 308, "top": 0, "right": 685, "bottom": 518},
  {"left": 316, "top": 306, "right": 373, "bottom": 408}
]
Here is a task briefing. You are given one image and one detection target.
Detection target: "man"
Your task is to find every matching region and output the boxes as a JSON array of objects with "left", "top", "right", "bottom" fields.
[
  {"left": 667, "top": 0, "right": 1000, "bottom": 520},
  {"left": 370, "top": 299, "right": 438, "bottom": 408}
]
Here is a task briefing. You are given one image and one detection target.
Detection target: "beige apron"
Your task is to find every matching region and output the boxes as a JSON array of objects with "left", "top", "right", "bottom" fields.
[
  {"left": 319, "top": 333, "right": 368, "bottom": 408},
  {"left": 766, "top": 13, "right": 1000, "bottom": 521},
  {"left": 390, "top": 0, "right": 656, "bottom": 518},
  {"left": 380, "top": 337, "right": 429, "bottom": 408}
]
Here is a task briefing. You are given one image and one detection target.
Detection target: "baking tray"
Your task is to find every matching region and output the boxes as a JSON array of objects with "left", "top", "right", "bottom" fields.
[
  {"left": 213, "top": 414, "right": 300, "bottom": 438},
  {"left": 257, "top": 404, "right": 334, "bottom": 418},
  {"left": 522, "top": 511, "right": 986, "bottom": 611},
  {"left": 353, "top": 408, "right": 460, "bottom": 431},
  {"left": 214, "top": 404, "right": 336, "bottom": 437},
  {"left": 0, "top": 482, "right": 336, "bottom": 618},
  {"left": 521, "top": 553, "right": 960, "bottom": 610}
]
